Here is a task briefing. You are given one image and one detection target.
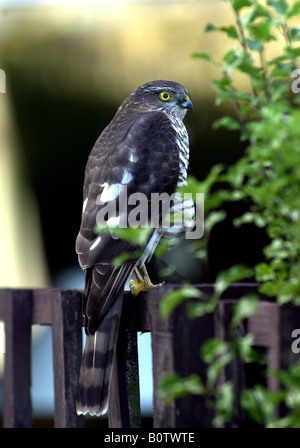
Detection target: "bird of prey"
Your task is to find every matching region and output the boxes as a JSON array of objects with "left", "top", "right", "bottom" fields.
[{"left": 75, "top": 80, "right": 193, "bottom": 416}]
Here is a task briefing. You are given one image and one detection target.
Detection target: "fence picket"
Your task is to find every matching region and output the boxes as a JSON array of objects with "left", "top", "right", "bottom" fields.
[
  {"left": 2, "top": 289, "right": 32, "bottom": 428},
  {"left": 51, "top": 289, "right": 85, "bottom": 428},
  {"left": 0, "top": 285, "right": 299, "bottom": 428}
]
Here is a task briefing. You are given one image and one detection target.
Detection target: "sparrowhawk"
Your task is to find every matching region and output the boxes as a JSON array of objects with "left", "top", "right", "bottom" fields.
[{"left": 75, "top": 80, "right": 193, "bottom": 416}]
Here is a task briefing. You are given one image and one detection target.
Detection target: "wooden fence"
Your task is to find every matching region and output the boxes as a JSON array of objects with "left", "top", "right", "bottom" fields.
[{"left": 0, "top": 284, "right": 299, "bottom": 428}]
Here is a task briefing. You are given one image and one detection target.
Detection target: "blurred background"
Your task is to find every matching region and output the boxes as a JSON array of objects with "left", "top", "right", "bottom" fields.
[{"left": 0, "top": 0, "right": 270, "bottom": 426}]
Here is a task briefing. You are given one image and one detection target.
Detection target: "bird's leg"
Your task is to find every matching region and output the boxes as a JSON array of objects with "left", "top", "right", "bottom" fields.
[
  {"left": 130, "top": 264, "right": 162, "bottom": 297},
  {"left": 129, "top": 266, "right": 149, "bottom": 297}
]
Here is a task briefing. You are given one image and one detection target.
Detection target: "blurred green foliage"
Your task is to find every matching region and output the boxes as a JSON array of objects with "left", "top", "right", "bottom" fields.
[{"left": 159, "top": 0, "right": 300, "bottom": 428}]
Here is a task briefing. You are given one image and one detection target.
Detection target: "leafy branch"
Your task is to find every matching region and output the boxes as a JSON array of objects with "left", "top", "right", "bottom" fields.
[{"left": 159, "top": 0, "right": 300, "bottom": 427}]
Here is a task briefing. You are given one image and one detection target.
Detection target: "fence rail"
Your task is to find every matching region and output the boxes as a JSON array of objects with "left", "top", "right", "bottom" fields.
[
  {"left": 0, "top": 284, "right": 299, "bottom": 428},
  {"left": 0, "top": 288, "right": 84, "bottom": 428}
]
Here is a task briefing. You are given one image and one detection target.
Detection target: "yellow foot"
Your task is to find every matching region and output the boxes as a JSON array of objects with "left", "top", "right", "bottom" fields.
[
  {"left": 129, "top": 265, "right": 162, "bottom": 297},
  {"left": 130, "top": 278, "right": 147, "bottom": 297}
]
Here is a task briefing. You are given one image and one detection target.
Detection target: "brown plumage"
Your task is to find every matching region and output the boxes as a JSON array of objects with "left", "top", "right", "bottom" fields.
[{"left": 76, "top": 80, "right": 193, "bottom": 416}]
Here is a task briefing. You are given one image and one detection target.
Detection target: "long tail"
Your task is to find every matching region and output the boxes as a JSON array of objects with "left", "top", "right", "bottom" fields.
[{"left": 76, "top": 295, "right": 123, "bottom": 416}]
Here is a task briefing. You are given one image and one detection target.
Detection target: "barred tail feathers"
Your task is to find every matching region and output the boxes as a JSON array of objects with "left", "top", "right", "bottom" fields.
[{"left": 76, "top": 295, "right": 123, "bottom": 416}]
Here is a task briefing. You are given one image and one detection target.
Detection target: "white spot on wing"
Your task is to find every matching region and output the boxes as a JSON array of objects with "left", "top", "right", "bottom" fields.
[
  {"left": 98, "top": 173, "right": 132, "bottom": 204},
  {"left": 121, "top": 170, "right": 133, "bottom": 185},
  {"left": 82, "top": 197, "right": 88, "bottom": 213},
  {"left": 90, "top": 235, "right": 101, "bottom": 251},
  {"left": 129, "top": 152, "right": 138, "bottom": 163},
  {"left": 99, "top": 183, "right": 120, "bottom": 203}
]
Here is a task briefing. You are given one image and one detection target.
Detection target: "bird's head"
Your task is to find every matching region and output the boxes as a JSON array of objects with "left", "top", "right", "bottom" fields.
[{"left": 124, "top": 80, "right": 193, "bottom": 120}]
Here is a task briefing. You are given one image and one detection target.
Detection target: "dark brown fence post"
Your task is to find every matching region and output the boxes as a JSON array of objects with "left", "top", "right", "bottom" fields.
[
  {"left": 109, "top": 293, "right": 141, "bottom": 428},
  {"left": 148, "top": 284, "right": 215, "bottom": 428},
  {"left": 2, "top": 289, "right": 33, "bottom": 428},
  {"left": 51, "top": 289, "right": 85, "bottom": 428}
]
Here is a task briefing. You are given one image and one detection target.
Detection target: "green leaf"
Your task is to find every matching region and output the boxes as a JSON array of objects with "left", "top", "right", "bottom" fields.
[
  {"left": 248, "top": 21, "right": 275, "bottom": 42},
  {"left": 231, "top": 294, "right": 259, "bottom": 329},
  {"left": 96, "top": 225, "right": 152, "bottom": 246},
  {"left": 212, "top": 76, "right": 232, "bottom": 89},
  {"left": 251, "top": 3, "right": 273, "bottom": 20},
  {"left": 202, "top": 210, "right": 226, "bottom": 232},
  {"left": 190, "top": 51, "right": 212, "bottom": 61},
  {"left": 215, "top": 265, "right": 254, "bottom": 296},
  {"left": 232, "top": 0, "right": 253, "bottom": 10},
  {"left": 285, "top": 46, "right": 300, "bottom": 58},
  {"left": 245, "top": 37, "right": 263, "bottom": 52},
  {"left": 160, "top": 285, "right": 203, "bottom": 318},
  {"left": 289, "top": 28, "right": 300, "bottom": 43},
  {"left": 201, "top": 340, "right": 234, "bottom": 390},
  {"left": 220, "top": 25, "right": 239, "bottom": 39},
  {"left": 241, "top": 385, "right": 276, "bottom": 425},
  {"left": 267, "top": 0, "right": 289, "bottom": 16},
  {"left": 287, "top": 1, "right": 300, "bottom": 18},
  {"left": 204, "top": 23, "right": 239, "bottom": 39},
  {"left": 259, "top": 281, "right": 278, "bottom": 297},
  {"left": 255, "top": 262, "right": 275, "bottom": 282},
  {"left": 201, "top": 338, "right": 230, "bottom": 363},
  {"left": 154, "top": 238, "right": 172, "bottom": 259},
  {"left": 213, "top": 382, "right": 235, "bottom": 427},
  {"left": 180, "top": 168, "right": 224, "bottom": 198},
  {"left": 269, "top": 363, "right": 300, "bottom": 388},
  {"left": 222, "top": 48, "right": 242, "bottom": 73},
  {"left": 234, "top": 212, "right": 267, "bottom": 228},
  {"left": 215, "top": 91, "right": 233, "bottom": 105},
  {"left": 237, "top": 54, "right": 263, "bottom": 79},
  {"left": 213, "top": 116, "right": 240, "bottom": 131},
  {"left": 264, "top": 238, "right": 288, "bottom": 260},
  {"left": 206, "top": 351, "right": 234, "bottom": 389},
  {"left": 112, "top": 249, "right": 141, "bottom": 268},
  {"left": 204, "top": 190, "right": 231, "bottom": 211},
  {"left": 186, "top": 298, "right": 217, "bottom": 319},
  {"left": 158, "top": 373, "right": 204, "bottom": 405},
  {"left": 235, "top": 333, "right": 254, "bottom": 360},
  {"left": 204, "top": 23, "right": 218, "bottom": 34},
  {"left": 240, "top": 4, "right": 271, "bottom": 28}
]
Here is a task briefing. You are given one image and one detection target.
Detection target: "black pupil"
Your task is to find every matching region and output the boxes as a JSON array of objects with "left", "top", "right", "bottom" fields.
[{"left": 163, "top": 93, "right": 168, "bottom": 99}]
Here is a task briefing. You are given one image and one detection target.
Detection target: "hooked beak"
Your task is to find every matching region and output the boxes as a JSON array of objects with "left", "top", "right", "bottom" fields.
[{"left": 181, "top": 95, "right": 193, "bottom": 111}]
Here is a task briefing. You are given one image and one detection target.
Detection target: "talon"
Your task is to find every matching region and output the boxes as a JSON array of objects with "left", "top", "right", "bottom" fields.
[
  {"left": 130, "top": 278, "right": 145, "bottom": 297},
  {"left": 130, "top": 265, "right": 161, "bottom": 297}
]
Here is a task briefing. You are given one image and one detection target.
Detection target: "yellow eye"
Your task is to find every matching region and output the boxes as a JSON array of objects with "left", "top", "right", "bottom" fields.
[{"left": 159, "top": 91, "right": 173, "bottom": 101}]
